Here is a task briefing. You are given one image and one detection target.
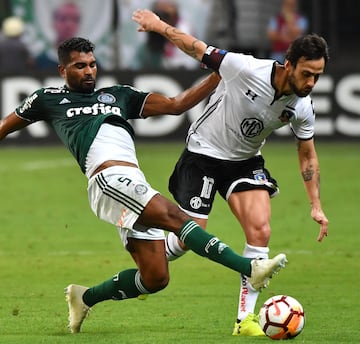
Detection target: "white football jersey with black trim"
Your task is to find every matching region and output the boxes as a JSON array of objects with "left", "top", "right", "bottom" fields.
[{"left": 187, "top": 52, "right": 315, "bottom": 160}]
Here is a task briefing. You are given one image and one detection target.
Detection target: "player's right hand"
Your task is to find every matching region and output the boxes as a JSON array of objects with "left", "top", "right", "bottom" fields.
[{"left": 132, "top": 9, "right": 161, "bottom": 32}]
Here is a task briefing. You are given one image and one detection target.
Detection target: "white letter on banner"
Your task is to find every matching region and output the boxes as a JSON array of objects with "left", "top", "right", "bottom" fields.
[
  {"left": 132, "top": 75, "right": 184, "bottom": 137},
  {"left": 335, "top": 74, "right": 360, "bottom": 136},
  {"left": 2, "top": 77, "right": 49, "bottom": 138},
  {"left": 311, "top": 75, "right": 334, "bottom": 135}
]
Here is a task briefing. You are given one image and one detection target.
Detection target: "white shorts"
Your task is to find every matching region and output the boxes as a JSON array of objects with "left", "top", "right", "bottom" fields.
[{"left": 87, "top": 165, "right": 165, "bottom": 246}]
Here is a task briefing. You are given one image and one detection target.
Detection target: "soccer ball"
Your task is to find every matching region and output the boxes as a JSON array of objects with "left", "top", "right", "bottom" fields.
[{"left": 258, "top": 295, "right": 305, "bottom": 340}]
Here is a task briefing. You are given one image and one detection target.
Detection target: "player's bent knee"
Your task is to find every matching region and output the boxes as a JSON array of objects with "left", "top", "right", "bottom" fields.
[{"left": 144, "top": 274, "right": 170, "bottom": 293}]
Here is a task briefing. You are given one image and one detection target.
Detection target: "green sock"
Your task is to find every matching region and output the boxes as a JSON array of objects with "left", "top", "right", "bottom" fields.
[
  {"left": 178, "top": 220, "right": 252, "bottom": 276},
  {"left": 83, "top": 269, "right": 149, "bottom": 307}
]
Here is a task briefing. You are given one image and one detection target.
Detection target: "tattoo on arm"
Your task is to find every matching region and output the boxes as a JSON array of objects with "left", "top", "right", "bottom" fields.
[
  {"left": 302, "top": 167, "right": 321, "bottom": 198},
  {"left": 164, "top": 26, "right": 199, "bottom": 59},
  {"left": 302, "top": 167, "right": 314, "bottom": 181}
]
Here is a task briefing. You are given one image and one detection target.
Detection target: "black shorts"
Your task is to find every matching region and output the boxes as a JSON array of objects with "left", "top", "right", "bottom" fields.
[{"left": 168, "top": 149, "right": 279, "bottom": 217}]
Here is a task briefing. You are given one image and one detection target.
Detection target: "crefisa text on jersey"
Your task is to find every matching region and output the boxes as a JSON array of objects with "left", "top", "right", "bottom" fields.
[{"left": 66, "top": 103, "right": 121, "bottom": 117}]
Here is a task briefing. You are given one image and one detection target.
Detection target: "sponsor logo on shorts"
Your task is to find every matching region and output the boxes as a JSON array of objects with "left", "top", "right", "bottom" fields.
[
  {"left": 254, "top": 172, "right": 267, "bottom": 183},
  {"left": 135, "top": 184, "right": 148, "bottom": 195},
  {"left": 190, "top": 196, "right": 202, "bottom": 209}
]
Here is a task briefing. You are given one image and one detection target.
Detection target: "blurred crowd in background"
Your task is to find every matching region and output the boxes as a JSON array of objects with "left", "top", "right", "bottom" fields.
[{"left": 0, "top": 0, "right": 359, "bottom": 74}]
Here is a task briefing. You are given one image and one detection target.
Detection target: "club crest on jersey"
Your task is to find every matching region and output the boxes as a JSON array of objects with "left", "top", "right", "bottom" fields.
[
  {"left": 97, "top": 93, "right": 116, "bottom": 104},
  {"left": 278, "top": 109, "right": 294, "bottom": 123},
  {"left": 241, "top": 118, "right": 264, "bottom": 138}
]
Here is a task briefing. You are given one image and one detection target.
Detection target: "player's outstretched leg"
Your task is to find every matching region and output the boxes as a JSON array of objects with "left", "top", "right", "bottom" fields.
[
  {"left": 65, "top": 284, "right": 90, "bottom": 333},
  {"left": 248, "top": 253, "right": 288, "bottom": 291},
  {"left": 177, "top": 220, "right": 287, "bottom": 290}
]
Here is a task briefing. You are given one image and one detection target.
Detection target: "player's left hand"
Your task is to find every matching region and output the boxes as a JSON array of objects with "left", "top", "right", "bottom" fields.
[
  {"left": 311, "top": 207, "right": 329, "bottom": 242},
  {"left": 132, "top": 9, "right": 160, "bottom": 32}
]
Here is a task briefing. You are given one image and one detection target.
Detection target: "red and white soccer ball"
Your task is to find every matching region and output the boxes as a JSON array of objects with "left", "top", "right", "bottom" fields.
[{"left": 258, "top": 295, "right": 305, "bottom": 340}]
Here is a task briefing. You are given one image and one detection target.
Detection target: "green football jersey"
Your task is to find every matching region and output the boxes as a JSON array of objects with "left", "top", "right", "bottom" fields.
[{"left": 15, "top": 84, "right": 149, "bottom": 173}]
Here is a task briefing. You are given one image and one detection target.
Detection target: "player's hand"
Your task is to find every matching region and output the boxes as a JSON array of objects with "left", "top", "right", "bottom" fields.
[
  {"left": 132, "top": 9, "right": 160, "bottom": 32},
  {"left": 311, "top": 207, "right": 329, "bottom": 242}
]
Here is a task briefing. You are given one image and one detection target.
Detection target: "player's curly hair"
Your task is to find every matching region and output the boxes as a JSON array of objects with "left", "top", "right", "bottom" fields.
[
  {"left": 285, "top": 33, "right": 329, "bottom": 67},
  {"left": 57, "top": 37, "right": 95, "bottom": 65}
]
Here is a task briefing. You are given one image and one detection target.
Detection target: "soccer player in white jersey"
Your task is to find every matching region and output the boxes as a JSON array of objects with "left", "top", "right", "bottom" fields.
[{"left": 133, "top": 9, "right": 329, "bottom": 336}]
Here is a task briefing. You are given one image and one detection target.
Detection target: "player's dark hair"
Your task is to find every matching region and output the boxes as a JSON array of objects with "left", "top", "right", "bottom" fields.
[
  {"left": 57, "top": 37, "right": 95, "bottom": 65},
  {"left": 285, "top": 33, "right": 329, "bottom": 67}
]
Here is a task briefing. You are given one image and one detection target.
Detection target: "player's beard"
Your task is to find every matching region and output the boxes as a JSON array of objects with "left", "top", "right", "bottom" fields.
[
  {"left": 67, "top": 78, "right": 95, "bottom": 93},
  {"left": 288, "top": 74, "right": 312, "bottom": 98},
  {"left": 80, "top": 78, "right": 96, "bottom": 93}
]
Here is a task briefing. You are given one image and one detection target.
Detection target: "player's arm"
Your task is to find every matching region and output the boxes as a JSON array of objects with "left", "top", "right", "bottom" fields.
[
  {"left": 297, "top": 138, "right": 329, "bottom": 242},
  {"left": 142, "top": 72, "right": 220, "bottom": 117},
  {"left": 0, "top": 112, "right": 30, "bottom": 141},
  {"left": 133, "top": 9, "right": 228, "bottom": 75},
  {"left": 133, "top": 9, "right": 207, "bottom": 62}
]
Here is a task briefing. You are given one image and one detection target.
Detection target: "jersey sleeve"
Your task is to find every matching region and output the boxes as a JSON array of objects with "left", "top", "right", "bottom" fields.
[
  {"left": 218, "top": 52, "right": 257, "bottom": 82},
  {"left": 15, "top": 89, "right": 45, "bottom": 122},
  {"left": 290, "top": 98, "right": 315, "bottom": 140},
  {"left": 201, "top": 47, "right": 257, "bottom": 83},
  {"left": 117, "top": 85, "right": 149, "bottom": 120}
]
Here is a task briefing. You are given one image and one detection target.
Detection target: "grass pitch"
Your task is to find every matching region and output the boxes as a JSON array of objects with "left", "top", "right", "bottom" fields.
[{"left": 0, "top": 142, "right": 359, "bottom": 343}]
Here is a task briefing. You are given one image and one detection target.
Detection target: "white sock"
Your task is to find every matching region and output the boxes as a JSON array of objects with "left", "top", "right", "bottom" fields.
[
  {"left": 236, "top": 243, "right": 269, "bottom": 321},
  {"left": 165, "top": 232, "right": 187, "bottom": 261}
]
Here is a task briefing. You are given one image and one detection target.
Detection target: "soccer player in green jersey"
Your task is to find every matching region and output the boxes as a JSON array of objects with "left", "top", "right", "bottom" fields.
[{"left": 0, "top": 37, "right": 287, "bottom": 333}]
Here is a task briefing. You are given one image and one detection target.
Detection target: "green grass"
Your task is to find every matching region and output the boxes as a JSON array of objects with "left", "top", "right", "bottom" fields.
[{"left": 0, "top": 142, "right": 359, "bottom": 343}]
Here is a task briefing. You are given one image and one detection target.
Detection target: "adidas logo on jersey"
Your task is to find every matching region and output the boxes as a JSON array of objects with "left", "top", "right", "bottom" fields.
[{"left": 59, "top": 98, "right": 71, "bottom": 104}]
